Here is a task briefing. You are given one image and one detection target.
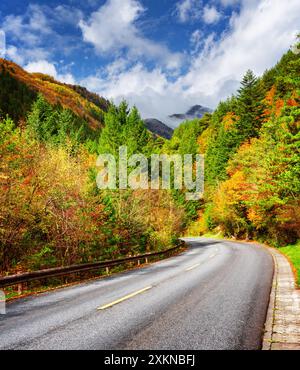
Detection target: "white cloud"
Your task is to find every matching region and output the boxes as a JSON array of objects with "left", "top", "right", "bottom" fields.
[
  {"left": 53, "top": 5, "right": 83, "bottom": 26},
  {"left": 81, "top": 62, "right": 191, "bottom": 126},
  {"left": 2, "top": 4, "right": 52, "bottom": 47},
  {"left": 3, "top": 43, "right": 50, "bottom": 66},
  {"left": 219, "top": 0, "right": 240, "bottom": 7},
  {"left": 1, "top": 3, "right": 83, "bottom": 67},
  {"left": 0, "top": 29, "right": 6, "bottom": 58},
  {"left": 1, "top": 5, "right": 53, "bottom": 67},
  {"left": 82, "top": 0, "right": 300, "bottom": 125},
  {"left": 176, "top": 1, "right": 223, "bottom": 25},
  {"left": 59, "top": 73, "right": 76, "bottom": 85},
  {"left": 25, "top": 60, "right": 57, "bottom": 76},
  {"left": 82, "top": 63, "right": 168, "bottom": 101},
  {"left": 190, "top": 30, "right": 203, "bottom": 54},
  {"left": 179, "top": 0, "right": 300, "bottom": 100},
  {"left": 176, "top": 0, "right": 202, "bottom": 23},
  {"left": 79, "top": 0, "right": 183, "bottom": 70},
  {"left": 202, "top": 6, "right": 222, "bottom": 24},
  {"left": 25, "top": 60, "right": 75, "bottom": 84},
  {"left": 5, "top": 45, "right": 24, "bottom": 65}
]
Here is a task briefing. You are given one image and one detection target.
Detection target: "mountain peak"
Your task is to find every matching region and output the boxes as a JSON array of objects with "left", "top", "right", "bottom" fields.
[
  {"left": 169, "top": 105, "right": 212, "bottom": 123},
  {"left": 186, "top": 105, "right": 212, "bottom": 117}
]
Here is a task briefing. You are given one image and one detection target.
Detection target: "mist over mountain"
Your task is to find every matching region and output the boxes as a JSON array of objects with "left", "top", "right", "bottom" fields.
[
  {"left": 169, "top": 105, "right": 212, "bottom": 125},
  {"left": 144, "top": 105, "right": 212, "bottom": 136}
]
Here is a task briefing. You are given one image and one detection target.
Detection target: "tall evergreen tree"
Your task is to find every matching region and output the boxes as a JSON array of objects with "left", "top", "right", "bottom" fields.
[
  {"left": 57, "top": 109, "right": 74, "bottom": 143},
  {"left": 27, "top": 94, "right": 54, "bottom": 140},
  {"left": 98, "top": 102, "right": 151, "bottom": 157},
  {"left": 236, "top": 70, "right": 265, "bottom": 138},
  {"left": 98, "top": 103, "right": 125, "bottom": 157},
  {"left": 126, "top": 106, "right": 150, "bottom": 156}
]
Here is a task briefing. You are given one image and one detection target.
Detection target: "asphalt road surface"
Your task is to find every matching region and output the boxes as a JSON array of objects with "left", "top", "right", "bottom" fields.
[{"left": 0, "top": 238, "right": 274, "bottom": 350}]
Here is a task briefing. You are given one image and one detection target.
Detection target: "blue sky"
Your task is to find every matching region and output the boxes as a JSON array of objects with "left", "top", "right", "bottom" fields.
[{"left": 0, "top": 0, "right": 299, "bottom": 124}]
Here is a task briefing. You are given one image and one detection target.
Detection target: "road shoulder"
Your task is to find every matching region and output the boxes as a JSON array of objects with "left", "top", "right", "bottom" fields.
[{"left": 263, "top": 247, "right": 300, "bottom": 350}]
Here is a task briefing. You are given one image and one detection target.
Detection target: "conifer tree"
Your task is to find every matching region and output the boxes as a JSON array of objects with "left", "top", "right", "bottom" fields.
[
  {"left": 57, "top": 109, "right": 74, "bottom": 143},
  {"left": 236, "top": 70, "right": 264, "bottom": 138},
  {"left": 126, "top": 106, "right": 150, "bottom": 156},
  {"left": 98, "top": 101, "right": 151, "bottom": 157},
  {"left": 98, "top": 103, "right": 125, "bottom": 157},
  {"left": 27, "top": 94, "right": 54, "bottom": 140}
]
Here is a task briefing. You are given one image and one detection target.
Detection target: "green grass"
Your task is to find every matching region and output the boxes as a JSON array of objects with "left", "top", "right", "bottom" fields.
[
  {"left": 279, "top": 241, "right": 300, "bottom": 287},
  {"left": 202, "top": 232, "right": 224, "bottom": 239}
]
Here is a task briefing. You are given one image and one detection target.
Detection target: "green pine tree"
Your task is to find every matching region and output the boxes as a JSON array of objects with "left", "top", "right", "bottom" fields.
[
  {"left": 27, "top": 94, "right": 54, "bottom": 140},
  {"left": 98, "top": 103, "right": 125, "bottom": 156},
  {"left": 126, "top": 106, "right": 150, "bottom": 156},
  {"left": 236, "top": 70, "right": 265, "bottom": 138}
]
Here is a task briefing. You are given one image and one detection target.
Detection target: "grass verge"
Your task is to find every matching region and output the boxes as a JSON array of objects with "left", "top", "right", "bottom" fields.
[{"left": 279, "top": 241, "right": 300, "bottom": 287}]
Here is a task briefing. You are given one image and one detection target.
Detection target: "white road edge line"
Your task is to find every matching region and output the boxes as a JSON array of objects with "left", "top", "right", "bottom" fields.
[{"left": 97, "top": 286, "right": 153, "bottom": 311}]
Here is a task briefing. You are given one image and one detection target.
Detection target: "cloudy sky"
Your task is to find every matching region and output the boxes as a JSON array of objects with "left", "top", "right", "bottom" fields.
[{"left": 0, "top": 0, "right": 299, "bottom": 124}]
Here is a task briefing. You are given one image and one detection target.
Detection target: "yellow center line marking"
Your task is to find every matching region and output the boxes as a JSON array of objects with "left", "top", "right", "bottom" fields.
[
  {"left": 185, "top": 263, "right": 201, "bottom": 271},
  {"left": 185, "top": 252, "right": 219, "bottom": 272},
  {"left": 97, "top": 286, "right": 152, "bottom": 311}
]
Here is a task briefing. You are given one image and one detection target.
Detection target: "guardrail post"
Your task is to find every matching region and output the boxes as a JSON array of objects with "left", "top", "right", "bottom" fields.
[
  {"left": 106, "top": 267, "right": 109, "bottom": 275},
  {"left": 0, "top": 290, "right": 5, "bottom": 315},
  {"left": 17, "top": 271, "right": 22, "bottom": 296},
  {"left": 138, "top": 260, "right": 140, "bottom": 266},
  {"left": 145, "top": 257, "right": 148, "bottom": 264}
]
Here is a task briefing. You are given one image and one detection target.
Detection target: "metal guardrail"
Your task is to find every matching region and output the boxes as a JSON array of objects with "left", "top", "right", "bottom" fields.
[{"left": 0, "top": 243, "right": 184, "bottom": 289}]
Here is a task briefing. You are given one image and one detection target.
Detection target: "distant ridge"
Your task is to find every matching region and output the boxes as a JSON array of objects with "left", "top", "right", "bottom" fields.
[
  {"left": 144, "top": 105, "right": 212, "bottom": 139},
  {"left": 169, "top": 105, "right": 212, "bottom": 123}
]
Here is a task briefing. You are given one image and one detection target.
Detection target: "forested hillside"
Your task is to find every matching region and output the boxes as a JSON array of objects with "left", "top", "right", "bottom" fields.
[
  {"left": 0, "top": 58, "right": 108, "bottom": 127},
  {"left": 0, "top": 45, "right": 299, "bottom": 280},
  {"left": 0, "top": 96, "right": 187, "bottom": 275},
  {"left": 195, "top": 49, "right": 300, "bottom": 245}
]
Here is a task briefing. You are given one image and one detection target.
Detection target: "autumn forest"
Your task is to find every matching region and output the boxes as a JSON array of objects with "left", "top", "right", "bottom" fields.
[{"left": 0, "top": 44, "right": 299, "bottom": 285}]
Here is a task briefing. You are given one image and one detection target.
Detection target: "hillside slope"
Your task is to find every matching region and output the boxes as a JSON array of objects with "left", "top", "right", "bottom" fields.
[
  {"left": 0, "top": 58, "right": 109, "bottom": 129},
  {"left": 144, "top": 118, "right": 174, "bottom": 139},
  {"left": 0, "top": 59, "right": 172, "bottom": 139}
]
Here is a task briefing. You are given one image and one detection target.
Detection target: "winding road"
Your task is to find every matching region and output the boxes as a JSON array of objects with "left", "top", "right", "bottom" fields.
[{"left": 0, "top": 238, "right": 274, "bottom": 350}]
